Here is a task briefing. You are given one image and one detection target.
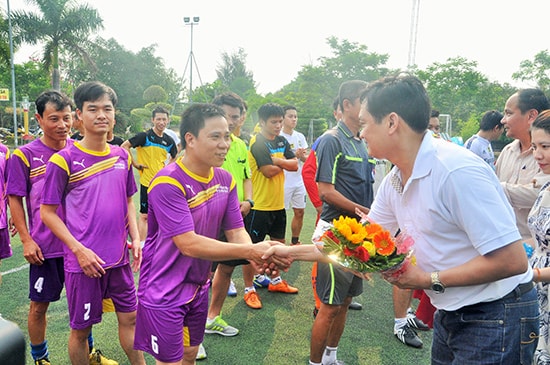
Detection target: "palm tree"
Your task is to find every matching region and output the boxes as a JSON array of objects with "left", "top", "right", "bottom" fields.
[{"left": 10, "top": 0, "right": 103, "bottom": 90}]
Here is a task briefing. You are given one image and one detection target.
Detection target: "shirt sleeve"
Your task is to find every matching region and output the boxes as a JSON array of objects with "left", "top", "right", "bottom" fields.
[
  {"left": 302, "top": 151, "right": 322, "bottom": 208},
  {"left": 250, "top": 137, "right": 273, "bottom": 168},
  {"left": 315, "top": 134, "right": 340, "bottom": 184},
  {"left": 6, "top": 150, "right": 30, "bottom": 197},
  {"left": 41, "top": 153, "right": 69, "bottom": 206},
  {"left": 128, "top": 132, "right": 147, "bottom": 148}
]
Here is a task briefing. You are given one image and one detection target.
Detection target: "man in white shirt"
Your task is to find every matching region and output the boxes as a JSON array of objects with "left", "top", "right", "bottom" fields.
[{"left": 280, "top": 106, "right": 308, "bottom": 245}]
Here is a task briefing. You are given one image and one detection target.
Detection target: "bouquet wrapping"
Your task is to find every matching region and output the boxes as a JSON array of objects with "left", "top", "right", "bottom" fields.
[{"left": 312, "top": 215, "right": 414, "bottom": 278}]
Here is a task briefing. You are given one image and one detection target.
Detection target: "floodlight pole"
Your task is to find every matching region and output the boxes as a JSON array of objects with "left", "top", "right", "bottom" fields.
[{"left": 183, "top": 16, "right": 200, "bottom": 103}]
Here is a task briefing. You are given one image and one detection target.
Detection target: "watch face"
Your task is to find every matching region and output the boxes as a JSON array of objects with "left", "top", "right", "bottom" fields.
[{"left": 432, "top": 283, "right": 445, "bottom": 293}]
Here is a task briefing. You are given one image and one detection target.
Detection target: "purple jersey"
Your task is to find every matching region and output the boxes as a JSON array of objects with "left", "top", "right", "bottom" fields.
[
  {"left": 41, "top": 142, "right": 137, "bottom": 273},
  {"left": 0, "top": 143, "right": 10, "bottom": 259},
  {"left": 7, "top": 139, "right": 74, "bottom": 258},
  {"left": 138, "top": 159, "right": 243, "bottom": 309}
]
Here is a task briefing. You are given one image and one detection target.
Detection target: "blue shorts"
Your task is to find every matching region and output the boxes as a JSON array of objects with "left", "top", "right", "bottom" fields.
[
  {"left": 134, "top": 283, "right": 209, "bottom": 363},
  {"left": 29, "top": 257, "right": 64, "bottom": 303},
  {"left": 65, "top": 264, "right": 137, "bottom": 330},
  {"left": 0, "top": 227, "right": 11, "bottom": 259}
]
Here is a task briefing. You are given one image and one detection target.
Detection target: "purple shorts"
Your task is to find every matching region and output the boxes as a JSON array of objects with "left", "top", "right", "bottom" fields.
[
  {"left": 29, "top": 257, "right": 64, "bottom": 302},
  {"left": 0, "top": 227, "right": 11, "bottom": 259},
  {"left": 134, "top": 284, "right": 209, "bottom": 363},
  {"left": 65, "top": 264, "right": 137, "bottom": 330}
]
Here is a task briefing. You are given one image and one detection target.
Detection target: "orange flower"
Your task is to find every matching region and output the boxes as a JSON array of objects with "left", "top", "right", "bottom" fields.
[
  {"left": 374, "top": 230, "right": 396, "bottom": 256},
  {"left": 364, "top": 222, "right": 383, "bottom": 239}
]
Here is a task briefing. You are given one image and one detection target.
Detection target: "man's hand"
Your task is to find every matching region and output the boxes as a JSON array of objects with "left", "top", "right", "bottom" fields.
[
  {"left": 248, "top": 241, "right": 292, "bottom": 276},
  {"left": 74, "top": 246, "right": 106, "bottom": 278},
  {"left": 130, "top": 242, "right": 142, "bottom": 273},
  {"left": 8, "top": 217, "right": 17, "bottom": 237},
  {"left": 22, "top": 239, "right": 45, "bottom": 265}
]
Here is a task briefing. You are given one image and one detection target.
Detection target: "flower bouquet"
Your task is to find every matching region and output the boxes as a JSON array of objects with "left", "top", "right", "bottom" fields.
[{"left": 312, "top": 215, "right": 414, "bottom": 278}]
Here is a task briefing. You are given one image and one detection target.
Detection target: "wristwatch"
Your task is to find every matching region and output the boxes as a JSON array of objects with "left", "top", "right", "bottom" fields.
[
  {"left": 430, "top": 271, "right": 445, "bottom": 294},
  {"left": 245, "top": 199, "right": 254, "bottom": 208}
]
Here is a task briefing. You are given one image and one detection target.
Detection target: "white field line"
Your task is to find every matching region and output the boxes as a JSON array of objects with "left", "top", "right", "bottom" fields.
[{"left": 0, "top": 263, "right": 29, "bottom": 276}]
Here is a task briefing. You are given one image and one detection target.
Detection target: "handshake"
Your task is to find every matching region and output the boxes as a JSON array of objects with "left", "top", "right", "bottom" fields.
[{"left": 246, "top": 241, "right": 323, "bottom": 276}]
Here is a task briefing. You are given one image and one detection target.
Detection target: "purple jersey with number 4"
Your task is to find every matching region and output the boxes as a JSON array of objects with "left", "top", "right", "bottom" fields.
[
  {"left": 137, "top": 159, "right": 243, "bottom": 309},
  {"left": 7, "top": 139, "right": 74, "bottom": 259},
  {"left": 41, "top": 142, "right": 137, "bottom": 273}
]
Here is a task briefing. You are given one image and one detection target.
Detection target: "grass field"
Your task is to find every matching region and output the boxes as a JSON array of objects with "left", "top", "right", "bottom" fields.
[{"left": 0, "top": 193, "right": 433, "bottom": 365}]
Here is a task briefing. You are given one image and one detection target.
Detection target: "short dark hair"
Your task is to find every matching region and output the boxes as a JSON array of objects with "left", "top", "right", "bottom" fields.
[
  {"left": 516, "top": 88, "right": 550, "bottom": 114},
  {"left": 430, "top": 109, "right": 440, "bottom": 118},
  {"left": 360, "top": 74, "right": 430, "bottom": 133},
  {"left": 35, "top": 90, "right": 73, "bottom": 117},
  {"left": 179, "top": 103, "right": 226, "bottom": 149},
  {"left": 152, "top": 106, "right": 170, "bottom": 118},
  {"left": 212, "top": 92, "right": 244, "bottom": 113},
  {"left": 531, "top": 109, "right": 550, "bottom": 135},
  {"left": 479, "top": 110, "right": 503, "bottom": 131},
  {"left": 73, "top": 81, "right": 117, "bottom": 111},
  {"left": 283, "top": 105, "right": 297, "bottom": 114},
  {"left": 257, "top": 103, "right": 284, "bottom": 123},
  {"left": 332, "top": 97, "right": 339, "bottom": 112},
  {"left": 339, "top": 80, "right": 368, "bottom": 112}
]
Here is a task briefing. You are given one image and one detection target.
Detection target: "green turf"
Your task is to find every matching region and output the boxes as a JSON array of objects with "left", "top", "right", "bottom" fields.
[{"left": 0, "top": 197, "right": 433, "bottom": 365}]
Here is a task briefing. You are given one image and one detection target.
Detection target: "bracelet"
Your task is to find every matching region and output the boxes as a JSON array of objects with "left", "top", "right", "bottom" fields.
[
  {"left": 245, "top": 199, "right": 254, "bottom": 208},
  {"left": 535, "top": 268, "right": 541, "bottom": 283}
]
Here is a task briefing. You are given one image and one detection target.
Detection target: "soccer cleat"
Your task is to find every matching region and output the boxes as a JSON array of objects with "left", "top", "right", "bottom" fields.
[
  {"left": 227, "top": 280, "right": 237, "bottom": 297},
  {"left": 195, "top": 343, "right": 207, "bottom": 360},
  {"left": 394, "top": 324, "right": 423, "bottom": 348},
  {"left": 253, "top": 275, "right": 271, "bottom": 288},
  {"left": 89, "top": 348, "right": 119, "bottom": 365},
  {"left": 348, "top": 301, "right": 362, "bottom": 310},
  {"left": 204, "top": 314, "right": 239, "bottom": 336},
  {"left": 268, "top": 280, "right": 298, "bottom": 294},
  {"left": 244, "top": 291, "right": 262, "bottom": 309},
  {"left": 406, "top": 314, "right": 430, "bottom": 331},
  {"left": 34, "top": 358, "right": 51, "bottom": 365}
]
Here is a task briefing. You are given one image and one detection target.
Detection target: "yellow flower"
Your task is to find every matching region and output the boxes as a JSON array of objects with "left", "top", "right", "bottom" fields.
[
  {"left": 333, "top": 216, "right": 367, "bottom": 245},
  {"left": 362, "top": 240, "right": 377, "bottom": 256}
]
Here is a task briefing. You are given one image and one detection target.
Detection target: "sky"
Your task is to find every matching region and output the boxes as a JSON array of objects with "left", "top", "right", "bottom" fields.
[{"left": 4, "top": 0, "right": 550, "bottom": 95}]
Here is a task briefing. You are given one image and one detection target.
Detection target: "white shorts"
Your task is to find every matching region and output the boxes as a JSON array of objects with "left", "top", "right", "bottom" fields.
[{"left": 285, "top": 184, "right": 307, "bottom": 210}]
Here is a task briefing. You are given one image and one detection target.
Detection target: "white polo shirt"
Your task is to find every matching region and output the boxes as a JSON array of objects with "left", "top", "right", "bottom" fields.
[{"left": 369, "top": 131, "right": 531, "bottom": 311}]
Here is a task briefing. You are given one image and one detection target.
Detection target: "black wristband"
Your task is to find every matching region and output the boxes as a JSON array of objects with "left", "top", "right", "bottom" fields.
[{"left": 245, "top": 199, "right": 254, "bottom": 208}]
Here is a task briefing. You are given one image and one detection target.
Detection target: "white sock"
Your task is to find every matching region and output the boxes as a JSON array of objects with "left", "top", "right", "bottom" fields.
[
  {"left": 394, "top": 317, "right": 407, "bottom": 332},
  {"left": 254, "top": 274, "right": 264, "bottom": 280},
  {"left": 244, "top": 286, "right": 256, "bottom": 294},
  {"left": 271, "top": 276, "right": 282, "bottom": 285},
  {"left": 309, "top": 361, "right": 322, "bottom": 365},
  {"left": 322, "top": 346, "right": 337, "bottom": 364}
]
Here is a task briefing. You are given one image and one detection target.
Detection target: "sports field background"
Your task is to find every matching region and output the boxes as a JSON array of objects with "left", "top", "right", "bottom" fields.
[{"left": 0, "top": 180, "right": 433, "bottom": 364}]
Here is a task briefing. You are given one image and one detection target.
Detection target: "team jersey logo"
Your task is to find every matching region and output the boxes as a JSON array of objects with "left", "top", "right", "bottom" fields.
[{"left": 73, "top": 159, "right": 86, "bottom": 168}]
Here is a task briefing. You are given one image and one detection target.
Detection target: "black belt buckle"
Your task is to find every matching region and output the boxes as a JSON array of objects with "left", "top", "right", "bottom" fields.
[{"left": 501, "top": 281, "right": 534, "bottom": 300}]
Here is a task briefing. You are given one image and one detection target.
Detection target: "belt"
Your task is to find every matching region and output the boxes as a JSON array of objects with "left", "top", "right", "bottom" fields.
[{"left": 501, "top": 281, "right": 534, "bottom": 300}]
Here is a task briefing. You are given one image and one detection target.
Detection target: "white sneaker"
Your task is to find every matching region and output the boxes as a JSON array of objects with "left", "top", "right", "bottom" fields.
[
  {"left": 196, "top": 343, "right": 207, "bottom": 360},
  {"left": 227, "top": 280, "right": 237, "bottom": 297}
]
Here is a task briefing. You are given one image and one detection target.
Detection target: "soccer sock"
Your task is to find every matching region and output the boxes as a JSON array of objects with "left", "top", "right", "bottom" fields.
[
  {"left": 88, "top": 331, "right": 94, "bottom": 353},
  {"left": 394, "top": 317, "right": 407, "bottom": 332},
  {"left": 244, "top": 286, "right": 256, "bottom": 294},
  {"left": 254, "top": 274, "right": 265, "bottom": 281},
  {"left": 322, "top": 346, "right": 337, "bottom": 364},
  {"left": 30, "top": 340, "right": 49, "bottom": 361},
  {"left": 270, "top": 276, "right": 282, "bottom": 285},
  {"left": 291, "top": 236, "right": 300, "bottom": 244}
]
